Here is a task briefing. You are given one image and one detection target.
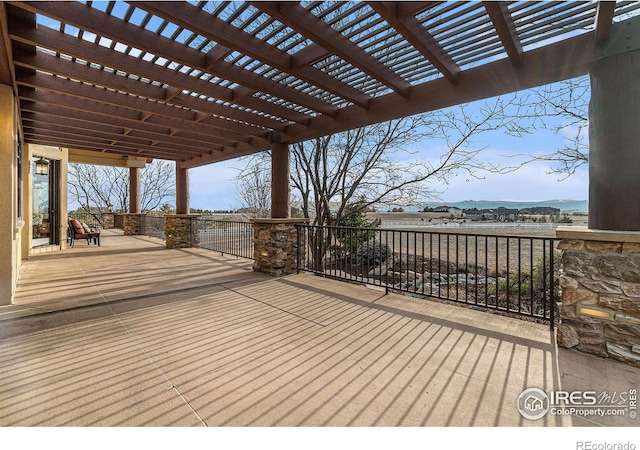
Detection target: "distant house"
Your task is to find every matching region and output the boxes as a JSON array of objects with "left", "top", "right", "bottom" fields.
[
  {"left": 464, "top": 207, "right": 518, "bottom": 221},
  {"left": 520, "top": 206, "right": 561, "bottom": 215},
  {"left": 432, "top": 205, "right": 462, "bottom": 215},
  {"left": 494, "top": 207, "right": 519, "bottom": 221}
]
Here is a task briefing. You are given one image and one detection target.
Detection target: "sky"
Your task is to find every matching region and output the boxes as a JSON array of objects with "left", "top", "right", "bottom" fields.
[
  {"left": 189, "top": 144, "right": 589, "bottom": 212},
  {"left": 189, "top": 83, "right": 590, "bottom": 212}
]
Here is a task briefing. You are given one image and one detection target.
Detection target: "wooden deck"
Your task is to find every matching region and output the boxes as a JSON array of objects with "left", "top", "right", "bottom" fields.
[{"left": 1, "top": 230, "right": 638, "bottom": 427}]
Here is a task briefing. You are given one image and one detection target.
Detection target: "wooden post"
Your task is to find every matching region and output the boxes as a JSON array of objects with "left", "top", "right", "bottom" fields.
[
  {"left": 129, "top": 167, "right": 141, "bottom": 213},
  {"left": 270, "top": 140, "right": 290, "bottom": 219},
  {"left": 589, "top": 51, "right": 640, "bottom": 231},
  {"left": 176, "top": 165, "right": 189, "bottom": 215}
]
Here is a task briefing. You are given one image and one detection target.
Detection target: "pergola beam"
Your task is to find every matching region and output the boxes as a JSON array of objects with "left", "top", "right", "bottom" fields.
[
  {"left": 22, "top": 116, "right": 213, "bottom": 154},
  {"left": 23, "top": 130, "right": 207, "bottom": 161},
  {"left": 595, "top": 1, "right": 616, "bottom": 43},
  {"left": 18, "top": 95, "right": 227, "bottom": 156},
  {"left": 10, "top": 1, "right": 339, "bottom": 118},
  {"left": 0, "top": 2, "right": 15, "bottom": 87},
  {"left": 15, "top": 69, "right": 266, "bottom": 143},
  {"left": 280, "top": 30, "right": 597, "bottom": 147},
  {"left": 253, "top": 2, "right": 412, "bottom": 98},
  {"left": 369, "top": 1, "right": 461, "bottom": 84},
  {"left": 132, "top": 1, "right": 372, "bottom": 110},
  {"left": 483, "top": 1, "right": 523, "bottom": 66},
  {"left": 9, "top": 22, "right": 308, "bottom": 128}
]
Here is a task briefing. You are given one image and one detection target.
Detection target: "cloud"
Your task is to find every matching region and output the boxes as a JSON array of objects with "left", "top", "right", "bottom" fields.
[
  {"left": 434, "top": 157, "right": 588, "bottom": 202},
  {"left": 189, "top": 160, "right": 241, "bottom": 210}
]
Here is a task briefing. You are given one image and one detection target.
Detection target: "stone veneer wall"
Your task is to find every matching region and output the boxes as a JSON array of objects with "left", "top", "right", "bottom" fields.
[
  {"left": 123, "top": 213, "right": 144, "bottom": 236},
  {"left": 251, "top": 219, "right": 307, "bottom": 277},
  {"left": 102, "top": 213, "right": 114, "bottom": 229},
  {"left": 165, "top": 214, "right": 199, "bottom": 249},
  {"left": 557, "top": 227, "right": 640, "bottom": 368}
]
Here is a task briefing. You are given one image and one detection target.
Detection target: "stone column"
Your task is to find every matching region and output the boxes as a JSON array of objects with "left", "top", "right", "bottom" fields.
[
  {"left": 251, "top": 218, "right": 307, "bottom": 277},
  {"left": 101, "top": 212, "right": 114, "bottom": 229},
  {"left": 122, "top": 213, "right": 145, "bottom": 236},
  {"left": 165, "top": 214, "right": 198, "bottom": 249},
  {"left": 556, "top": 227, "right": 640, "bottom": 368},
  {"left": 270, "top": 141, "right": 290, "bottom": 219},
  {"left": 176, "top": 165, "right": 189, "bottom": 215},
  {"left": 129, "top": 167, "right": 141, "bottom": 214}
]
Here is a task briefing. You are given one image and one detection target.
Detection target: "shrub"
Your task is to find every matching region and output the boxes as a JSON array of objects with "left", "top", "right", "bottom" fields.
[
  {"left": 334, "top": 200, "right": 381, "bottom": 256},
  {"left": 354, "top": 239, "right": 391, "bottom": 266},
  {"left": 487, "top": 250, "right": 561, "bottom": 300}
]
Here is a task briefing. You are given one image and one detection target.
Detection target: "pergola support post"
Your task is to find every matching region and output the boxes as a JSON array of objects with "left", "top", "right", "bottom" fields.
[
  {"left": 129, "top": 167, "right": 141, "bottom": 214},
  {"left": 176, "top": 165, "right": 189, "bottom": 215},
  {"left": 270, "top": 139, "right": 290, "bottom": 219}
]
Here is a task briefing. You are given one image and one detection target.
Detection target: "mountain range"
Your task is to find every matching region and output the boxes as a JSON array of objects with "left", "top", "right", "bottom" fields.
[{"left": 384, "top": 199, "right": 588, "bottom": 212}]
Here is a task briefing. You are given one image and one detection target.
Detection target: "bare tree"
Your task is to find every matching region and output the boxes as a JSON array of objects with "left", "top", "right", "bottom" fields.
[
  {"left": 234, "top": 160, "right": 271, "bottom": 218},
  {"left": 505, "top": 76, "right": 589, "bottom": 179},
  {"left": 287, "top": 100, "right": 515, "bottom": 227},
  {"left": 234, "top": 100, "right": 519, "bottom": 270},
  {"left": 68, "top": 160, "right": 176, "bottom": 214}
]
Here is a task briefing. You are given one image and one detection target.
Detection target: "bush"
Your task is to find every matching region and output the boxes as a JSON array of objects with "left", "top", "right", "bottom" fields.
[
  {"left": 487, "top": 250, "right": 561, "bottom": 300},
  {"left": 354, "top": 239, "right": 391, "bottom": 266}
]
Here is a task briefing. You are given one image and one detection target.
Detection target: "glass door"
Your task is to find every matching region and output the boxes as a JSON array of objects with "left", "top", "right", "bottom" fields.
[{"left": 32, "top": 158, "right": 59, "bottom": 247}]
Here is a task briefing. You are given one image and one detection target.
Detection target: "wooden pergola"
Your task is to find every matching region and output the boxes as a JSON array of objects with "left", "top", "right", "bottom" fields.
[{"left": 1, "top": 1, "right": 640, "bottom": 225}]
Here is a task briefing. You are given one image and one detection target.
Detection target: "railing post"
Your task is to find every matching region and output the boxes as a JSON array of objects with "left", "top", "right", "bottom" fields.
[
  {"left": 549, "top": 238, "right": 556, "bottom": 331},
  {"left": 296, "top": 224, "right": 301, "bottom": 274}
]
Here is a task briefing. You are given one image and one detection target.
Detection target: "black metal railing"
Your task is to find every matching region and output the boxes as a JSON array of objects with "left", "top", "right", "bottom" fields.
[
  {"left": 140, "top": 214, "right": 166, "bottom": 240},
  {"left": 68, "top": 211, "right": 102, "bottom": 228},
  {"left": 296, "top": 225, "right": 559, "bottom": 328},
  {"left": 191, "top": 218, "right": 254, "bottom": 259}
]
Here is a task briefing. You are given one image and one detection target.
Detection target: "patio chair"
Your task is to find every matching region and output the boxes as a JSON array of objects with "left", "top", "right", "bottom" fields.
[{"left": 68, "top": 218, "right": 101, "bottom": 247}]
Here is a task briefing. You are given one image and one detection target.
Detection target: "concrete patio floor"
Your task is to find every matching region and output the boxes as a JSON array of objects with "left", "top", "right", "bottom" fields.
[{"left": 1, "top": 230, "right": 638, "bottom": 427}]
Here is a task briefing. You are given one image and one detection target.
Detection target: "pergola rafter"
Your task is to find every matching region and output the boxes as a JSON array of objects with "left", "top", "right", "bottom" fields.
[{"left": 1, "top": 1, "right": 638, "bottom": 168}]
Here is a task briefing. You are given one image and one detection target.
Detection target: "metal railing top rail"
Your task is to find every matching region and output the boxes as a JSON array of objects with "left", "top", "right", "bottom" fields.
[{"left": 296, "top": 224, "right": 559, "bottom": 329}]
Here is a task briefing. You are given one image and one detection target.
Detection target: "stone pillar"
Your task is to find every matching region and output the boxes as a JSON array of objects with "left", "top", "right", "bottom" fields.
[
  {"left": 556, "top": 227, "right": 640, "bottom": 368},
  {"left": 129, "top": 167, "right": 141, "bottom": 214},
  {"left": 589, "top": 51, "right": 640, "bottom": 231},
  {"left": 102, "top": 212, "right": 114, "bottom": 229},
  {"left": 165, "top": 214, "right": 198, "bottom": 249},
  {"left": 123, "top": 213, "right": 145, "bottom": 236},
  {"left": 270, "top": 141, "right": 290, "bottom": 219},
  {"left": 251, "top": 218, "right": 307, "bottom": 277},
  {"left": 176, "top": 166, "right": 189, "bottom": 215}
]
